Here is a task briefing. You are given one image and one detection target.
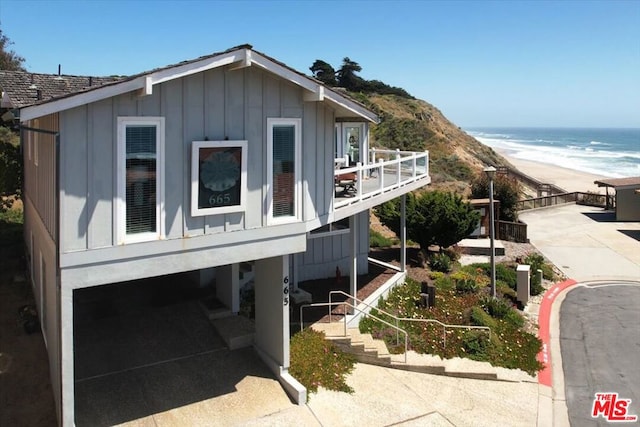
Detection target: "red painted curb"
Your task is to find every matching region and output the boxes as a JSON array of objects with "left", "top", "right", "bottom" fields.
[{"left": 537, "top": 279, "right": 577, "bottom": 387}]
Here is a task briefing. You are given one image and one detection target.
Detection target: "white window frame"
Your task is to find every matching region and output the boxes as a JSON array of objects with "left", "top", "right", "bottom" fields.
[
  {"left": 191, "top": 140, "right": 248, "bottom": 217},
  {"left": 116, "top": 117, "right": 165, "bottom": 244},
  {"left": 267, "top": 118, "right": 302, "bottom": 225}
]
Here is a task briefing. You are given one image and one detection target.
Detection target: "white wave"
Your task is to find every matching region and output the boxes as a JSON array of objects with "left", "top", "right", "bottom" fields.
[{"left": 472, "top": 133, "right": 639, "bottom": 178}]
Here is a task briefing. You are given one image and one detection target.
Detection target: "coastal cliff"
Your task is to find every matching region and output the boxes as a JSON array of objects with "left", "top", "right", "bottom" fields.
[{"left": 352, "top": 93, "right": 510, "bottom": 193}]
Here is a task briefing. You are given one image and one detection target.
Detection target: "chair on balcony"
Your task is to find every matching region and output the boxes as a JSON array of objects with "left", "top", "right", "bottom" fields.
[{"left": 335, "top": 170, "right": 357, "bottom": 196}]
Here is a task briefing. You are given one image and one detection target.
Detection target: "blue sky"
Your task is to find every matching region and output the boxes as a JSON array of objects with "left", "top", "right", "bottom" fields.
[{"left": 1, "top": 0, "right": 638, "bottom": 128}]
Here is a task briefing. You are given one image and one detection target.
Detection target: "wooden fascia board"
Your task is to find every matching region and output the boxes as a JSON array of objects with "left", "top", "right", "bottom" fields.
[
  {"left": 251, "top": 51, "right": 319, "bottom": 93},
  {"left": 324, "top": 94, "right": 378, "bottom": 123},
  {"left": 303, "top": 85, "right": 324, "bottom": 102},
  {"left": 251, "top": 52, "right": 376, "bottom": 122},
  {"left": 20, "top": 77, "right": 147, "bottom": 121},
  {"left": 149, "top": 50, "right": 245, "bottom": 85},
  {"left": 20, "top": 50, "right": 247, "bottom": 121}
]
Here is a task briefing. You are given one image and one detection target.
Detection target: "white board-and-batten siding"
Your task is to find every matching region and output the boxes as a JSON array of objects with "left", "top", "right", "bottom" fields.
[
  {"left": 297, "top": 211, "right": 370, "bottom": 282},
  {"left": 58, "top": 66, "right": 338, "bottom": 265}
]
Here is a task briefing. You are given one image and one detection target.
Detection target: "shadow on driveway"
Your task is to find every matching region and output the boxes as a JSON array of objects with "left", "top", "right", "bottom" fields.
[
  {"left": 581, "top": 211, "right": 617, "bottom": 223},
  {"left": 73, "top": 276, "right": 283, "bottom": 426},
  {"left": 618, "top": 229, "right": 640, "bottom": 242}
]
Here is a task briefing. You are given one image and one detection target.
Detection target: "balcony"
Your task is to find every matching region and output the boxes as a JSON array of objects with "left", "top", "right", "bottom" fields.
[{"left": 333, "top": 148, "right": 430, "bottom": 214}]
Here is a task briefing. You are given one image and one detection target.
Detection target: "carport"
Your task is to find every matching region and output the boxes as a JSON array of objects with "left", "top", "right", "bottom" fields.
[{"left": 72, "top": 272, "right": 292, "bottom": 426}]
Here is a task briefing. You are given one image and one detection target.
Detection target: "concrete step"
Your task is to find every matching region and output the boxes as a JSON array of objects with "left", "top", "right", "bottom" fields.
[
  {"left": 211, "top": 315, "right": 255, "bottom": 350},
  {"left": 313, "top": 322, "right": 536, "bottom": 383}
]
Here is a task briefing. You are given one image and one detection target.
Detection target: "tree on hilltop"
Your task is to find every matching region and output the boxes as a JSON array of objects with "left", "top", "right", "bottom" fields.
[
  {"left": 310, "top": 59, "right": 337, "bottom": 86},
  {"left": 0, "top": 26, "right": 25, "bottom": 71},
  {"left": 337, "top": 57, "right": 365, "bottom": 91}
]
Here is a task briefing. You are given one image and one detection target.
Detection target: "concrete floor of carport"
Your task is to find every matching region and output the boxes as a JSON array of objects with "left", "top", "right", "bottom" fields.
[{"left": 72, "top": 273, "right": 295, "bottom": 427}]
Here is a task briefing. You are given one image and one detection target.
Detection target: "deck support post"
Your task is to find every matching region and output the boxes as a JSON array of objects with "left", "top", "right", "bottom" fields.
[
  {"left": 400, "top": 194, "right": 407, "bottom": 273},
  {"left": 349, "top": 214, "right": 358, "bottom": 314}
]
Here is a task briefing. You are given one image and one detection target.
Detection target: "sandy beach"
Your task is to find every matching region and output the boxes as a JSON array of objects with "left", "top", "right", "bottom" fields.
[{"left": 494, "top": 148, "right": 608, "bottom": 194}]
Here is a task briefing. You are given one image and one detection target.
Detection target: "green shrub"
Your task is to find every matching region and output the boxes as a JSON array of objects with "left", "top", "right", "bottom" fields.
[
  {"left": 428, "top": 252, "right": 452, "bottom": 273},
  {"left": 433, "top": 274, "right": 454, "bottom": 291},
  {"left": 290, "top": 329, "right": 356, "bottom": 400},
  {"left": 504, "top": 309, "right": 525, "bottom": 329},
  {"left": 370, "top": 229, "right": 396, "bottom": 248},
  {"left": 497, "top": 280, "right": 517, "bottom": 302},
  {"left": 429, "top": 271, "right": 445, "bottom": 281},
  {"left": 452, "top": 271, "right": 479, "bottom": 293},
  {"left": 481, "top": 296, "right": 513, "bottom": 319},
  {"left": 470, "top": 306, "right": 496, "bottom": 329},
  {"left": 461, "top": 330, "right": 490, "bottom": 360},
  {"left": 465, "top": 263, "right": 517, "bottom": 290}
]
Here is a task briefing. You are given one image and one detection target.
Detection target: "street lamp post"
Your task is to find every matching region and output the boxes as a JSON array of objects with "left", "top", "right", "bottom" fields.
[{"left": 484, "top": 166, "right": 497, "bottom": 299}]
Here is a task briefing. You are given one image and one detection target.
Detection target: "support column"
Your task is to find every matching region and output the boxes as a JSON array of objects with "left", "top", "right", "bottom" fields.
[
  {"left": 254, "top": 255, "right": 290, "bottom": 369},
  {"left": 216, "top": 264, "right": 239, "bottom": 313},
  {"left": 60, "top": 285, "right": 74, "bottom": 426},
  {"left": 349, "top": 214, "right": 358, "bottom": 313},
  {"left": 400, "top": 194, "right": 407, "bottom": 273}
]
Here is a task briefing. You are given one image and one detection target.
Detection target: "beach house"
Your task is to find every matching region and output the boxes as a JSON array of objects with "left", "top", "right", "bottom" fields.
[{"left": 8, "top": 45, "right": 430, "bottom": 425}]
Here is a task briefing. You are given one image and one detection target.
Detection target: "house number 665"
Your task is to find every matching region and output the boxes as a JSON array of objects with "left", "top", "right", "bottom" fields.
[{"left": 283, "top": 276, "right": 289, "bottom": 306}]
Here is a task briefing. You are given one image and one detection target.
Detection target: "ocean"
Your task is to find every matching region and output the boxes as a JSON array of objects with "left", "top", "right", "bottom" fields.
[{"left": 465, "top": 128, "right": 640, "bottom": 178}]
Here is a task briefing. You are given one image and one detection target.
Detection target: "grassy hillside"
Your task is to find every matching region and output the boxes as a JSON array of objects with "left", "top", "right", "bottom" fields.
[{"left": 350, "top": 92, "right": 508, "bottom": 193}]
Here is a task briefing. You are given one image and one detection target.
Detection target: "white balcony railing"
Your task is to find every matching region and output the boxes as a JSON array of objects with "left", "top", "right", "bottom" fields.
[{"left": 334, "top": 148, "right": 429, "bottom": 209}]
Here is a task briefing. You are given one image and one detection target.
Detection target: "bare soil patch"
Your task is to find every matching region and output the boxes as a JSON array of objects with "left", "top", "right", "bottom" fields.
[{"left": 0, "top": 228, "right": 57, "bottom": 426}]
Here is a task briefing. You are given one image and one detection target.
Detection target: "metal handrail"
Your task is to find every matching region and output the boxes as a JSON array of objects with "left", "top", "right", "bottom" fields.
[
  {"left": 299, "top": 301, "right": 409, "bottom": 363},
  {"left": 328, "top": 290, "right": 491, "bottom": 349}
]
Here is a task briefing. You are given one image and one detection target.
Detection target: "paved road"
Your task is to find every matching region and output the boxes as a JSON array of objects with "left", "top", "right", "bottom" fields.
[{"left": 560, "top": 282, "right": 640, "bottom": 426}]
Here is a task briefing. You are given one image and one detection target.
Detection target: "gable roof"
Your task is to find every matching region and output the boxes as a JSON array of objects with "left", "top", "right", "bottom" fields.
[
  {"left": 594, "top": 176, "right": 640, "bottom": 189},
  {"left": 0, "top": 71, "right": 122, "bottom": 109},
  {"left": 16, "top": 45, "right": 378, "bottom": 123}
]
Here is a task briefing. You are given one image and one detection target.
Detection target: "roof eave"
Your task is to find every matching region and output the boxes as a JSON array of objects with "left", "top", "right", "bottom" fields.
[{"left": 20, "top": 46, "right": 378, "bottom": 124}]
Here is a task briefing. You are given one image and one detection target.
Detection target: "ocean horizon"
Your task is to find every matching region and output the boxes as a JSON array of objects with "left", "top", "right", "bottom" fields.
[{"left": 465, "top": 127, "right": 640, "bottom": 178}]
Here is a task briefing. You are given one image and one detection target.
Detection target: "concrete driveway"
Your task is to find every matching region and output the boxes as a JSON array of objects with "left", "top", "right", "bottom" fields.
[
  {"left": 520, "top": 205, "right": 640, "bottom": 282},
  {"left": 73, "top": 277, "right": 296, "bottom": 427}
]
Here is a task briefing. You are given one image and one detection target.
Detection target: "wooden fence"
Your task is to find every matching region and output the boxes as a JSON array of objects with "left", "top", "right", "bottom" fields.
[
  {"left": 515, "top": 191, "right": 615, "bottom": 212},
  {"left": 496, "top": 192, "right": 615, "bottom": 243}
]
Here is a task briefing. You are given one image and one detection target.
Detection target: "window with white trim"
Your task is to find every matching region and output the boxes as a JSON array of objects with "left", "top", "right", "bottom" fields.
[
  {"left": 117, "top": 117, "right": 165, "bottom": 244},
  {"left": 267, "top": 118, "right": 301, "bottom": 224}
]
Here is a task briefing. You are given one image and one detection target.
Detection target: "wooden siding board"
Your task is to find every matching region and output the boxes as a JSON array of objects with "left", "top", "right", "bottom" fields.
[
  {"left": 323, "top": 108, "right": 334, "bottom": 216},
  {"left": 281, "top": 83, "right": 303, "bottom": 118},
  {"left": 137, "top": 86, "right": 161, "bottom": 116},
  {"left": 264, "top": 75, "right": 281, "bottom": 117},
  {"left": 224, "top": 69, "right": 245, "bottom": 232},
  {"left": 87, "top": 99, "right": 113, "bottom": 248},
  {"left": 203, "top": 68, "right": 226, "bottom": 234},
  {"left": 160, "top": 79, "right": 184, "bottom": 239},
  {"left": 245, "top": 70, "right": 264, "bottom": 229},
  {"left": 60, "top": 107, "right": 89, "bottom": 252},
  {"left": 303, "top": 102, "right": 317, "bottom": 221},
  {"left": 182, "top": 73, "right": 206, "bottom": 236}
]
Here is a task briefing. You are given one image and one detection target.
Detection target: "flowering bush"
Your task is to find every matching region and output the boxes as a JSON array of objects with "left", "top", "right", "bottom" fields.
[{"left": 289, "top": 329, "right": 355, "bottom": 400}]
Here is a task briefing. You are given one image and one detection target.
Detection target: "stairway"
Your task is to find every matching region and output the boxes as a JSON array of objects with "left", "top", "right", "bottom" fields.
[{"left": 311, "top": 322, "right": 536, "bottom": 383}]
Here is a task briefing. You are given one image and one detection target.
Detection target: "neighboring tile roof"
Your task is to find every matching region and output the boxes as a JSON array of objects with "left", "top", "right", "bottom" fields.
[
  {"left": 8, "top": 45, "right": 253, "bottom": 109},
  {"left": 0, "top": 70, "right": 123, "bottom": 108},
  {"left": 594, "top": 177, "right": 640, "bottom": 188}
]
